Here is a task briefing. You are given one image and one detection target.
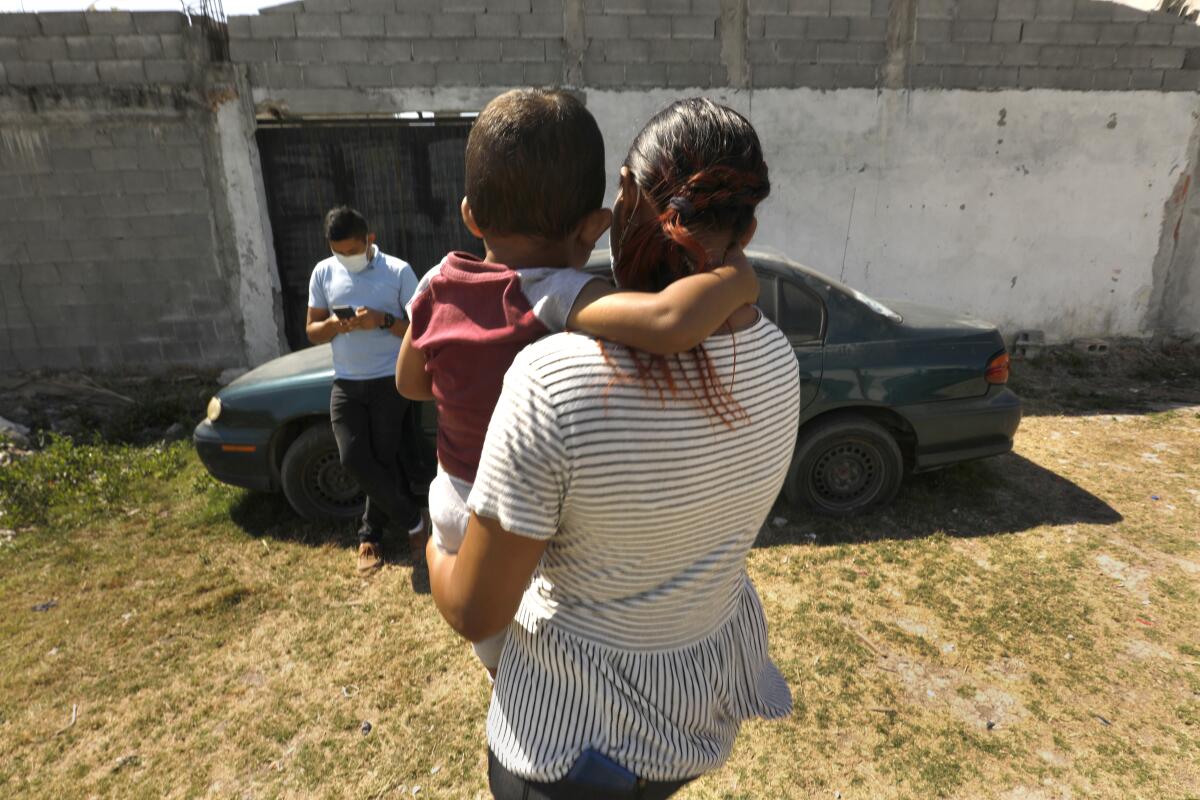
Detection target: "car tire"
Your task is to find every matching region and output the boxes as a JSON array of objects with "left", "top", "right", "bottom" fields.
[
  {"left": 785, "top": 415, "right": 904, "bottom": 516},
  {"left": 280, "top": 424, "right": 365, "bottom": 521}
]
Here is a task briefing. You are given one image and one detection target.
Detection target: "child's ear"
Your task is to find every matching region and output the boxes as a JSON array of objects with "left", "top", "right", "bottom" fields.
[
  {"left": 577, "top": 207, "right": 613, "bottom": 249},
  {"left": 460, "top": 197, "right": 484, "bottom": 239},
  {"left": 737, "top": 216, "right": 758, "bottom": 249}
]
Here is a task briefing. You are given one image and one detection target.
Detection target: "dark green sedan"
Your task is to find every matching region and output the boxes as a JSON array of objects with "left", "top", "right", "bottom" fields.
[{"left": 194, "top": 251, "right": 1020, "bottom": 518}]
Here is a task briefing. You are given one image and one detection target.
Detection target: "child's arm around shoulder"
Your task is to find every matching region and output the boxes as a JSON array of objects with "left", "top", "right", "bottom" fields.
[
  {"left": 567, "top": 248, "right": 758, "bottom": 355},
  {"left": 396, "top": 325, "right": 434, "bottom": 401}
]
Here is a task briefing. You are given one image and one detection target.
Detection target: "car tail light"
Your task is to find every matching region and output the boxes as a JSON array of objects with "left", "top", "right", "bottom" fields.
[{"left": 986, "top": 352, "right": 1010, "bottom": 385}]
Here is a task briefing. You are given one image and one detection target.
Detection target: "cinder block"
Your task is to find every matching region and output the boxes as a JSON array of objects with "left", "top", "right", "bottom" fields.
[
  {"left": 848, "top": 17, "right": 887, "bottom": 40},
  {"left": 97, "top": 59, "right": 146, "bottom": 82},
  {"left": 583, "top": 61, "right": 625, "bottom": 85},
  {"left": 1091, "top": 67, "right": 1131, "bottom": 88},
  {"left": 999, "top": 43, "right": 1040, "bottom": 63},
  {"left": 791, "top": 0, "right": 831, "bottom": 16},
  {"left": 977, "top": 64, "right": 1020, "bottom": 85},
  {"left": 997, "top": 0, "right": 1035, "bottom": 20},
  {"left": 250, "top": 14, "right": 296, "bottom": 38},
  {"left": 626, "top": 62, "right": 669, "bottom": 85},
  {"left": 1021, "top": 21, "right": 1059, "bottom": 41},
  {"left": 940, "top": 64, "right": 980, "bottom": 86},
  {"left": 227, "top": 16, "right": 252, "bottom": 38},
  {"left": 531, "top": 0, "right": 563, "bottom": 11},
  {"left": 520, "top": 10, "right": 563, "bottom": 36},
  {"left": 346, "top": 63, "right": 393, "bottom": 86},
  {"left": 1172, "top": 24, "right": 1200, "bottom": 46},
  {"left": 1111, "top": 4, "right": 1148, "bottom": 22},
  {"left": 229, "top": 38, "right": 276, "bottom": 62},
  {"left": 1162, "top": 68, "right": 1200, "bottom": 90},
  {"left": 585, "top": 14, "right": 630, "bottom": 38},
  {"left": 1058, "top": 21, "right": 1098, "bottom": 43},
  {"left": 833, "top": 63, "right": 875, "bottom": 85},
  {"left": 384, "top": 13, "right": 432, "bottom": 37},
  {"left": 691, "top": 38, "right": 722, "bottom": 60},
  {"left": 1033, "top": 0, "right": 1072, "bottom": 21},
  {"left": 475, "top": 13, "right": 519, "bottom": 36},
  {"left": 486, "top": 0, "right": 534, "bottom": 11},
  {"left": 305, "top": 63, "right": 348, "bottom": 86},
  {"left": 444, "top": 0, "right": 487, "bottom": 9},
  {"left": 523, "top": 60, "right": 562, "bottom": 84},
  {"left": 343, "top": 14, "right": 390, "bottom": 37},
  {"left": 1135, "top": 24, "right": 1174, "bottom": 46},
  {"left": 603, "top": 37, "right": 649, "bottom": 61},
  {"left": 39, "top": 13, "right": 88, "bottom": 36},
  {"left": 392, "top": 62, "right": 438, "bottom": 85},
  {"left": 144, "top": 59, "right": 189, "bottom": 82},
  {"left": 65, "top": 35, "right": 115, "bottom": 60},
  {"left": 1097, "top": 23, "right": 1135, "bottom": 44},
  {"left": 51, "top": 60, "right": 99, "bottom": 84},
  {"left": 992, "top": 20, "right": 1022, "bottom": 41},
  {"left": 777, "top": 39, "right": 820, "bottom": 60},
  {"left": 0, "top": 14, "right": 40, "bottom": 35},
  {"left": 808, "top": 16, "right": 850, "bottom": 38},
  {"left": 159, "top": 33, "right": 185, "bottom": 58},
  {"left": 749, "top": 39, "right": 779, "bottom": 61},
  {"left": 431, "top": 13, "right": 476, "bottom": 37},
  {"left": 121, "top": 170, "right": 167, "bottom": 193},
  {"left": 19, "top": 37, "right": 68, "bottom": 61},
  {"left": 953, "top": 20, "right": 992, "bottom": 40},
  {"left": 481, "top": 61, "right": 524, "bottom": 84},
  {"left": 870, "top": 0, "right": 890, "bottom": 16},
  {"left": 831, "top": 0, "right": 870, "bottom": 16},
  {"left": 769, "top": 16, "right": 809, "bottom": 37},
  {"left": 84, "top": 12, "right": 135, "bottom": 35},
  {"left": 48, "top": 148, "right": 92, "bottom": 171},
  {"left": 650, "top": 0, "right": 691, "bottom": 12},
  {"left": 368, "top": 40, "right": 413, "bottom": 63},
  {"left": 1116, "top": 45, "right": 1183, "bottom": 68},
  {"left": 815, "top": 41, "right": 858, "bottom": 62},
  {"left": 916, "top": 0, "right": 955, "bottom": 19},
  {"left": 1035, "top": 65, "right": 1093, "bottom": 87},
  {"left": 607, "top": 0, "right": 652, "bottom": 11},
  {"left": 277, "top": 40, "right": 324, "bottom": 61},
  {"left": 1073, "top": 1, "right": 1114, "bottom": 22},
  {"left": 795, "top": 63, "right": 839, "bottom": 87},
  {"left": 629, "top": 15, "right": 671, "bottom": 37},
  {"left": 502, "top": 38, "right": 546, "bottom": 61},
  {"left": 265, "top": 63, "right": 305, "bottom": 86},
  {"left": 672, "top": 14, "right": 717, "bottom": 39},
  {"left": 0, "top": 38, "right": 18, "bottom": 60},
  {"left": 1128, "top": 67, "right": 1165, "bottom": 88},
  {"left": 545, "top": 38, "right": 563, "bottom": 59},
  {"left": 957, "top": 0, "right": 997, "bottom": 20},
  {"left": 914, "top": 20, "right": 952, "bottom": 41},
  {"left": 323, "top": 39, "right": 371, "bottom": 63},
  {"left": 749, "top": 0, "right": 789, "bottom": 12},
  {"left": 304, "top": 0, "right": 353, "bottom": 11},
  {"left": 133, "top": 11, "right": 184, "bottom": 34},
  {"left": 114, "top": 34, "right": 163, "bottom": 59},
  {"left": 412, "top": 39, "right": 457, "bottom": 61},
  {"left": 457, "top": 38, "right": 502, "bottom": 60},
  {"left": 668, "top": 61, "right": 711, "bottom": 86},
  {"left": 436, "top": 62, "right": 480, "bottom": 83},
  {"left": 296, "top": 14, "right": 342, "bottom": 38},
  {"left": 919, "top": 42, "right": 965, "bottom": 62},
  {"left": 1077, "top": 44, "right": 1116, "bottom": 65},
  {"left": 1038, "top": 44, "right": 1076, "bottom": 64}
]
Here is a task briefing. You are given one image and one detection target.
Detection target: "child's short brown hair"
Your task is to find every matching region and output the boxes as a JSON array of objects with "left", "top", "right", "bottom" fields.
[{"left": 465, "top": 89, "right": 605, "bottom": 240}]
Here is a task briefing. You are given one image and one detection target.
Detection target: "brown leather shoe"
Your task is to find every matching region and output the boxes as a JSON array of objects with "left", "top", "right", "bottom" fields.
[{"left": 356, "top": 541, "right": 383, "bottom": 576}]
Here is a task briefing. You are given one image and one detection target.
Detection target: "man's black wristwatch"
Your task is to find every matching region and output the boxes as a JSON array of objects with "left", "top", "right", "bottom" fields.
[{"left": 380, "top": 312, "right": 395, "bottom": 330}]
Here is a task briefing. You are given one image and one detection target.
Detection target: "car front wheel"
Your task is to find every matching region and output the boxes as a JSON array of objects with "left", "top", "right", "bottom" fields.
[
  {"left": 279, "top": 424, "right": 365, "bottom": 520},
  {"left": 785, "top": 415, "right": 904, "bottom": 516}
]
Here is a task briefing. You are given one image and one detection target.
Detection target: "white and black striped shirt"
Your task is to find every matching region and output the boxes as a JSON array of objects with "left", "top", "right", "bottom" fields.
[{"left": 469, "top": 312, "right": 801, "bottom": 782}]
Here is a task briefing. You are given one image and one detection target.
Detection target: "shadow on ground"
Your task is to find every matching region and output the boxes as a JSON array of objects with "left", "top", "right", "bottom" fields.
[{"left": 759, "top": 452, "right": 1122, "bottom": 548}]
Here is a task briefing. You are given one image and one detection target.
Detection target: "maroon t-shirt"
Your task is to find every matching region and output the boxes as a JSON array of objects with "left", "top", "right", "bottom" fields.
[{"left": 406, "top": 252, "right": 600, "bottom": 483}]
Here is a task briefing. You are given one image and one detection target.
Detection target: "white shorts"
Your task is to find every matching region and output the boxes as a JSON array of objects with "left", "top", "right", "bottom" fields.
[{"left": 428, "top": 466, "right": 509, "bottom": 671}]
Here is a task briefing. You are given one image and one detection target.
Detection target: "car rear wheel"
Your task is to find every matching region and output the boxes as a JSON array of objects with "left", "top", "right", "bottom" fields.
[
  {"left": 280, "top": 424, "right": 365, "bottom": 520},
  {"left": 785, "top": 415, "right": 904, "bottom": 516}
]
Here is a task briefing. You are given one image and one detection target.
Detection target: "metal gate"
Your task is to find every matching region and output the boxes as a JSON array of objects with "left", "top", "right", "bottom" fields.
[{"left": 256, "top": 120, "right": 483, "bottom": 351}]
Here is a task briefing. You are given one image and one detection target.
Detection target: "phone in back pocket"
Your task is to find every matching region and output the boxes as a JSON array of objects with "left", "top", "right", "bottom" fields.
[{"left": 564, "top": 748, "right": 638, "bottom": 795}]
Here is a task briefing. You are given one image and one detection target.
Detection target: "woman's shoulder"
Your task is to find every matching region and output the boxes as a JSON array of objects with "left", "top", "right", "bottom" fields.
[{"left": 515, "top": 332, "right": 607, "bottom": 374}]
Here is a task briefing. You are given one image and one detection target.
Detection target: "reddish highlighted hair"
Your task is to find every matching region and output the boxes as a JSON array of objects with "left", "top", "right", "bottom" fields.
[{"left": 607, "top": 98, "right": 770, "bottom": 428}]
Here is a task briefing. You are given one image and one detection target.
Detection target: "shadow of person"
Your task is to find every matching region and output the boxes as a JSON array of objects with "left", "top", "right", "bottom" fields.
[{"left": 757, "top": 452, "right": 1123, "bottom": 547}]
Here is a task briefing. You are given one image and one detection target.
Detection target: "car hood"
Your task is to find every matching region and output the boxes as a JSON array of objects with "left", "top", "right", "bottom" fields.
[
  {"left": 880, "top": 298, "right": 1000, "bottom": 336},
  {"left": 222, "top": 345, "right": 334, "bottom": 397}
]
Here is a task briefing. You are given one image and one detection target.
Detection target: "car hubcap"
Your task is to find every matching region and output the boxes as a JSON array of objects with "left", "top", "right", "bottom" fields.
[
  {"left": 811, "top": 440, "right": 884, "bottom": 511},
  {"left": 307, "top": 451, "right": 364, "bottom": 511}
]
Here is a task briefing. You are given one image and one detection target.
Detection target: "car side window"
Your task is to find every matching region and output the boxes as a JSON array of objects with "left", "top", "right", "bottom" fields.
[
  {"left": 756, "top": 274, "right": 778, "bottom": 324},
  {"left": 778, "top": 280, "right": 823, "bottom": 341}
]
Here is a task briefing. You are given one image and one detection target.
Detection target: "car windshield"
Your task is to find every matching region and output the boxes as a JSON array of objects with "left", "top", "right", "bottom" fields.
[{"left": 747, "top": 248, "right": 904, "bottom": 324}]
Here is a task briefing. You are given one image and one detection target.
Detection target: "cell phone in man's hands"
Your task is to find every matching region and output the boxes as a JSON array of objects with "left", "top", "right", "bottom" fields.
[{"left": 332, "top": 306, "right": 355, "bottom": 320}]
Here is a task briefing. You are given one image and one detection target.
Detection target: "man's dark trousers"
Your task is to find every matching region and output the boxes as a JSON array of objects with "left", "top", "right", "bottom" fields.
[{"left": 329, "top": 376, "right": 421, "bottom": 544}]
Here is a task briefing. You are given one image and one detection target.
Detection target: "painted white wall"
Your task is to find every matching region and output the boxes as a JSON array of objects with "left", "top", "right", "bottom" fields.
[{"left": 256, "top": 85, "right": 1200, "bottom": 342}]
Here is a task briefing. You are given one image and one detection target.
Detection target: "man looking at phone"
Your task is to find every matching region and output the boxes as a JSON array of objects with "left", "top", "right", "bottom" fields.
[{"left": 305, "top": 206, "right": 427, "bottom": 576}]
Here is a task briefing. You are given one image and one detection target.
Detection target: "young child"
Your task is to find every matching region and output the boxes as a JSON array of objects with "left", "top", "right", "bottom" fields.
[{"left": 396, "top": 89, "right": 759, "bottom": 674}]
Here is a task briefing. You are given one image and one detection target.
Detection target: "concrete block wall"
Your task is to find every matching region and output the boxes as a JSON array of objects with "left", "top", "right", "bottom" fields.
[{"left": 0, "top": 13, "right": 248, "bottom": 372}]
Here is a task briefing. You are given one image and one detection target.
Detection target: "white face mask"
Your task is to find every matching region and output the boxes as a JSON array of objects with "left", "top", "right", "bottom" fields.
[{"left": 333, "top": 245, "right": 372, "bottom": 273}]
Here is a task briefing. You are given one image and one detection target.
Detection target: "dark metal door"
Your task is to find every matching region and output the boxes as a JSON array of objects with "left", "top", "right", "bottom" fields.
[{"left": 256, "top": 120, "right": 483, "bottom": 351}]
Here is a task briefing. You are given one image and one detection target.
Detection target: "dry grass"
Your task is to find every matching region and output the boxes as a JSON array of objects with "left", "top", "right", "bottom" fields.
[{"left": 1, "top": 360, "right": 1199, "bottom": 799}]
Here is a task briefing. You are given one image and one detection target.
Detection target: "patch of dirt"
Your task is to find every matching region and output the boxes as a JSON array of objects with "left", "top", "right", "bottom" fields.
[
  {"left": 1094, "top": 554, "right": 1152, "bottom": 601},
  {"left": 892, "top": 659, "right": 1026, "bottom": 731}
]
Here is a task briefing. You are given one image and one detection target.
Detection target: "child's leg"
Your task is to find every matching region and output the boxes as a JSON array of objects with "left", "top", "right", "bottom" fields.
[{"left": 428, "top": 467, "right": 472, "bottom": 554}]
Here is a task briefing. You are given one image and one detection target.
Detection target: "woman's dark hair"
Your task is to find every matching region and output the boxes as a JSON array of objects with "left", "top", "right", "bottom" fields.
[
  {"left": 324, "top": 206, "right": 369, "bottom": 242},
  {"left": 608, "top": 98, "right": 770, "bottom": 428}
]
